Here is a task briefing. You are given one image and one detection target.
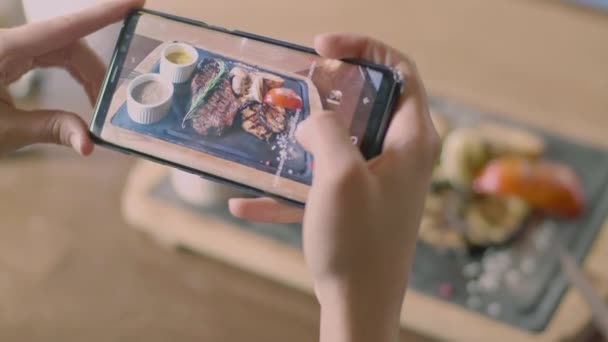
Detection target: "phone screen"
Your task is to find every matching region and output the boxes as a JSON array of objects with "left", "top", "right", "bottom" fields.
[{"left": 91, "top": 11, "right": 398, "bottom": 204}]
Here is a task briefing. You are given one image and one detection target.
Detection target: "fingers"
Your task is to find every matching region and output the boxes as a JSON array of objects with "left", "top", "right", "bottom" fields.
[
  {"left": 314, "top": 33, "right": 415, "bottom": 75},
  {"left": 33, "top": 41, "right": 106, "bottom": 106},
  {"left": 295, "top": 111, "right": 364, "bottom": 177},
  {"left": 0, "top": 87, "right": 12, "bottom": 105},
  {"left": 315, "top": 33, "right": 437, "bottom": 167},
  {"left": 2, "top": 0, "right": 145, "bottom": 58},
  {"left": 313, "top": 31, "right": 424, "bottom": 103},
  {"left": 66, "top": 41, "right": 107, "bottom": 106},
  {"left": 228, "top": 197, "right": 304, "bottom": 223},
  {"left": 3, "top": 109, "right": 94, "bottom": 156}
]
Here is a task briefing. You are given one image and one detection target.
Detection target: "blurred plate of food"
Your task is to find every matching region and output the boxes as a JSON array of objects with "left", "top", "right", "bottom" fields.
[{"left": 407, "top": 96, "right": 608, "bottom": 332}]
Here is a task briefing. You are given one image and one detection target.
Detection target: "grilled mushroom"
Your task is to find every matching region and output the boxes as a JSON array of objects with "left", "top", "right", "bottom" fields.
[
  {"left": 464, "top": 195, "right": 530, "bottom": 246},
  {"left": 440, "top": 127, "right": 489, "bottom": 188}
]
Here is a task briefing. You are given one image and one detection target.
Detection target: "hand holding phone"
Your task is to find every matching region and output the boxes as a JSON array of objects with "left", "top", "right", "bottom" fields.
[
  {"left": 0, "top": 0, "right": 143, "bottom": 156},
  {"left": 233, "top": 33, "right": 440, "bottom": 342},
  {"left": 230, "top": 33, "right": 438, "bottom": 223}
]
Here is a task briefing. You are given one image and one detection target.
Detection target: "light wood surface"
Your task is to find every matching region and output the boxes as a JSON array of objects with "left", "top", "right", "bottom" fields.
[{"left": 1, "top": 0, "right": 607, "bottom": 341}]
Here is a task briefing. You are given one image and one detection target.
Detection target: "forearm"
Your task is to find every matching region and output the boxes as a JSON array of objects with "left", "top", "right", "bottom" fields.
[{"left": 317, "top": 280, "right": 403, "bottom": 342}]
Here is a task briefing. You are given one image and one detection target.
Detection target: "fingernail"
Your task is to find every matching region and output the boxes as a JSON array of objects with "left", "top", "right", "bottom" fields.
[{"left": 69, "top": 134, "right": 82, "bottom": 155}]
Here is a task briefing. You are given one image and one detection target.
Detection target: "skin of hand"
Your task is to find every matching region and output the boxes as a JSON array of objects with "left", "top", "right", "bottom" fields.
[
  {"left": 0, "top": 0, "right": 145, "bottom": 156},
  {"left": 229, "top": 34, "right": 440, "bottom": 342}
]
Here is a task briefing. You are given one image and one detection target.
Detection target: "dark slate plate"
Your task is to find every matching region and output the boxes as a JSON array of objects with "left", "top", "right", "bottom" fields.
[
  {"left": 565, "top": 0, "right": 608, "bottom": 11},
  {"left": 111, "top": 46, "right": 313, "bottom": 185},
  {"left": 411, "top": 96, "right": 608, "bottom": 332},
  {"left": 150, "top": 95, "right": 608, "bottom": 332}
]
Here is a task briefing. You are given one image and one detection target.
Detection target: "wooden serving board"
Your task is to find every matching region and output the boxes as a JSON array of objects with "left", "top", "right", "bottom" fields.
[{"left": 121, "top": 160, "right": 608, "bottom": 342}]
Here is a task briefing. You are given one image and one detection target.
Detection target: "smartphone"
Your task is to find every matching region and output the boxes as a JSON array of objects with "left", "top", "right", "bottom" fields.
[{"left": 90, "top": 9, "right": 403, "bottom": 207}]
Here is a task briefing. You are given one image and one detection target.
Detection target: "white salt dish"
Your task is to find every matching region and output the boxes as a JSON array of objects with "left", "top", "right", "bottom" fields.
[
  {"left": 126, "top": 73, "right": 174, "bottom": 125},
  {"left": 160, "top": 42, "right": 199, "bottom": 84}
]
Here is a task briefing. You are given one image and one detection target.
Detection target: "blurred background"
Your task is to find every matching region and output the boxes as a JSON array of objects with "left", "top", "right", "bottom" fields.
[{"left": 0, "top": 0, "right": 607, "bottom": 341}]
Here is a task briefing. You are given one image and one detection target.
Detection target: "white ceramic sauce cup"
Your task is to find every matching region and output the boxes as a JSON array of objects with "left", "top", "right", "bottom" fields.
[
  {"left": 127, "top": 73, "right": 174, "bottom": 124},
  {"left": 160, "top": 43, "right": 199, "bottom": 84}
]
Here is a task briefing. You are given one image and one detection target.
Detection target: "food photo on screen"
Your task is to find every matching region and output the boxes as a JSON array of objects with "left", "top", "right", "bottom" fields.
[{"left": 95, "top": 13, "right": 386, "bottom": 202}]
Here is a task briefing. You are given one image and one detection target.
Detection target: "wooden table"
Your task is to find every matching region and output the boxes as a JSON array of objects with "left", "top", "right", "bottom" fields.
[{"left": 0, "top": 0, "right": 606, "bottom": 341}]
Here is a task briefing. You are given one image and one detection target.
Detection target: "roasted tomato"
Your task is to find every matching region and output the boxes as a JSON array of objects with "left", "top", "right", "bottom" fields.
[
  {"left": 263, "top": 88, "right": 303, "bottom": 110},
  {"left": 473, "top": 157, "right": 585, "bottom": 218}
]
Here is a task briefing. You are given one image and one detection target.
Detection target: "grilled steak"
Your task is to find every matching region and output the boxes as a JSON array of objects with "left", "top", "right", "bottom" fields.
[
  {"left": 188, "top": 59, "right": 238, "bottom": 136},
  {"left": 241, "top": 102, "right": 287, "bottom": 140}
]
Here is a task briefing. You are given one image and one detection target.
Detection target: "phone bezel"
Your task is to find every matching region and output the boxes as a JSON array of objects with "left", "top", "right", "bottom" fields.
[{"left": 89, "top": 9, "right": 403, "bottom": 207}]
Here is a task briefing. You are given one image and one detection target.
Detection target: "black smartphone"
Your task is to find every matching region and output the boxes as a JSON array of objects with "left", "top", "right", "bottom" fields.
[{"left": 90, "top": 9, "right": 403, "bottom": 207}]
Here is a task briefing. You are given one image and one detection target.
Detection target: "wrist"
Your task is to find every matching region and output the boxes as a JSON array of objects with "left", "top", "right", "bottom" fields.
[{"left": 317, "top": 279, "right": 403, "bottom": 342}]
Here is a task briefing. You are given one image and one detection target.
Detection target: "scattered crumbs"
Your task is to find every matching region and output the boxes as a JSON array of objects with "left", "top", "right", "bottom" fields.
[
  {"left": 463, "top": 262, "right": 481, "bottom": 278},
  {"left": 466, "top": 280, "right": 479, "bottom": 294},
  {"left": 487, "top": 302, "right": 502, "bottom": 317},
  {"left": 521, "top": 256, "right": 536, "bottom": 275},
  {"left": 533, "top": 223, "right": 554, "bottom": 251},
  {"left": 483, "top": 247, "right": 498, "bottom": 258},
  {"left": 494, "top": 251, "right": 512, "bottom": 269},
  {"left": 478, "top": 273, "right": 498, "bottom": 292},
  {"left": 466, "top": 296, "right": 483, "bottom": 309},
  {"left": 482, "top": 256, "right": 498, "bottom": 273},
  {"left": 438, "top": 282, "right": 454, "bottom": 299},
  {"left": 505, "top": 269, "right": 521, "bottom": 288},
  {"left": 273, "top": 109, "right": 301, "bottom": 185},
  {"left": 478, "top": 251, "right": 512, "bottom": 293}
]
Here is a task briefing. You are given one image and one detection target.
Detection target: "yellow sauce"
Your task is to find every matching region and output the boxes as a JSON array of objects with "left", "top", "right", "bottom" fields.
[{"left": 166, "top": 50, "right": 193, "bottom": 65}]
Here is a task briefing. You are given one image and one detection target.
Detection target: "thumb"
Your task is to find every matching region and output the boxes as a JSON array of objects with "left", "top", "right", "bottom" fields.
[
  {"left": 295, "top": 111, "right": 363, "bottom": 177},
  {"left": 10, "top": 109, "right": 94, "bottom": 155}
]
